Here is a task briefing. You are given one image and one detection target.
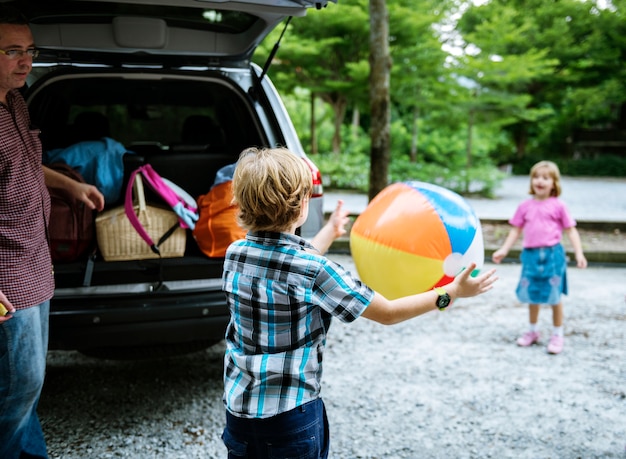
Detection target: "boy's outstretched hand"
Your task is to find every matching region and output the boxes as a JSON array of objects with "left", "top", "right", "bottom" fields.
[
  {"left": 362, "top": 262, "right": 498, "bottom": 325},
  {"left": 447, "top": 262, "right": 498, "bottom": 300},
  {"left": 309, "top": 200, "right": 350, "bottom": 254},
  {"left": 326, "top": 200, "right": 350, "bottom": 239}
]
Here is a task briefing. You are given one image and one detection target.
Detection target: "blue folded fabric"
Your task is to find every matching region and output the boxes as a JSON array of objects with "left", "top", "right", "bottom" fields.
[{"left": 44, "top": 137, "right": 132, "bottom": 204}]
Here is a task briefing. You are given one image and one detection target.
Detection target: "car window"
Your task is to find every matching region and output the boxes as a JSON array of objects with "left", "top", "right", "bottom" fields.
[{"left": 29, "top": 74, "right": 263, "bottom": 153}]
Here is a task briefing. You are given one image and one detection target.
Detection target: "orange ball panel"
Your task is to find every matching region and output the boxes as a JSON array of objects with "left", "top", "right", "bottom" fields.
[
  {"left": 351, "top": 183, "right": 452, "bottom": 259},
  {"left": 350, "top": 232, "right": 444, "bottom": 299}
]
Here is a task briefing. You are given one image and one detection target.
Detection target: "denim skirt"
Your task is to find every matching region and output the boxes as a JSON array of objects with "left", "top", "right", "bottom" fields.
[{"left": 516, "top": 244, "right": 568, "bottom": 305}]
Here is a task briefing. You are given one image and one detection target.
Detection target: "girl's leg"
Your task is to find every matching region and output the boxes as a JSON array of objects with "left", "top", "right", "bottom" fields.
[
  {"left": 529, "top": 304, "right": 540, "bottom": 325},
  {"left": 547, "top": 302, "right": 565, "bottom": 354},
  {"left": 517, "top": 304, "right": 541, "bottom": 347},
  {"left": 551, "top": 302, "right": 563, "bottom": 327}
]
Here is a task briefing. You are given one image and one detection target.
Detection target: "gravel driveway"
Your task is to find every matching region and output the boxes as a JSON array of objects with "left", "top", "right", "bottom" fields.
[{"left": 40, "top": 256, "right": 625, "bottom": 458}]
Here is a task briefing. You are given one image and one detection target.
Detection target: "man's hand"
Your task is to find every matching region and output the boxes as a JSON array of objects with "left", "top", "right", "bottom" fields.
[
  {"left": 0, "top": 290, "right": 16, "bottom": 323},
  {"left": 43, "top": 165, "right": 105, "bottom": 211},
  {"left": 72, "top": 181, "right": 105, "bottom": 211}
]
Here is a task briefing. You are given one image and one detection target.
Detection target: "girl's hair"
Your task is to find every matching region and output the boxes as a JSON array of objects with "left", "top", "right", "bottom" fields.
[
  {"left": 529, "top": 160, "right": 562, "bottom": 197},
  {"left": 232, "top": 147, "right": 312, "bottom": 232}
]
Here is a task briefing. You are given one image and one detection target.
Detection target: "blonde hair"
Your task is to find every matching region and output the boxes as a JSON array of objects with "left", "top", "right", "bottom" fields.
[
  {"left": 232, "top": 147, "right": 312, "bottom": 232},
  {"left": 529, "top": 160, "right": 562, "bottom": 197}
]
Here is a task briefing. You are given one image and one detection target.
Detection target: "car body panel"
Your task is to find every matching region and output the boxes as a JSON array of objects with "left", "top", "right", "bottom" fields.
[
  {"left": 15, "top": 0, "right": 328, "bottom": 357},
  {"left": 19, "top": 0, "right": 335, "bottom": 65}
]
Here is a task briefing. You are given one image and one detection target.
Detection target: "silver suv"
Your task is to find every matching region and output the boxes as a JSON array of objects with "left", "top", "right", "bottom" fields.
[{"left": 19, "top": 0, "right": 330, "bottom": 358}]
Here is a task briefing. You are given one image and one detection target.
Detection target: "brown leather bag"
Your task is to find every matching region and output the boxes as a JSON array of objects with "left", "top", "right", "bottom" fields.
[{"left": 46, "top": 162, "right": 96, "bottom": 263}]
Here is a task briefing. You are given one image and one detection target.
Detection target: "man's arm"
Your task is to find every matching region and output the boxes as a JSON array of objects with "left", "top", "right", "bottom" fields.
[{"left": 43, "top": 165, "right": 105, "bottom": 211}]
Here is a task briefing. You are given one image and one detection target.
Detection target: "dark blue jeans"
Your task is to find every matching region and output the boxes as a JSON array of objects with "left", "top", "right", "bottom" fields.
[
  {"left": 222, "top": 398, "right": 329, "bottom": 459},
  {"left": 0, "top": 301, "right": 49, "bottom": 459}
]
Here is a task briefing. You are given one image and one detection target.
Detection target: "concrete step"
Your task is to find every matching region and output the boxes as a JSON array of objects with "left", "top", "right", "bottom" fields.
[{"left": 325, "top": 216, "right": 626, "bottom": 265}]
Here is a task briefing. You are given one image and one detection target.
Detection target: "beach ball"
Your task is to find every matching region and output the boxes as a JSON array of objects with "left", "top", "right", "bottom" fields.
[{"left": 350, "top": 181, "right": 484, "bottom": 299}]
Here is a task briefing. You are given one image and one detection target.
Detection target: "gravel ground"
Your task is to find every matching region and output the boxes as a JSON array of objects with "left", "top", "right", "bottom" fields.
[{"left": 40, "top": 256, "right": 625, "bottom": 459}]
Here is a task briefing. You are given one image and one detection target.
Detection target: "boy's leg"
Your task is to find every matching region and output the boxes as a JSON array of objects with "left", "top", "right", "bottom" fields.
[{"left": 222, "top": 398, "right": 329, "bottom": 459}]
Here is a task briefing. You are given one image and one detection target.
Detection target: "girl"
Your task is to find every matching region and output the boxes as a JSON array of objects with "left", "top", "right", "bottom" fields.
[{"left": 492, "top": 161, "right": 587, "bottom": 354}]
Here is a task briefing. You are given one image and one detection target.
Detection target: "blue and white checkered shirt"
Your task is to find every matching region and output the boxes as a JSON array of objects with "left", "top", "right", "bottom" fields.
[{"left": 222, "top": 231, "right": 373, "bottom": 419}]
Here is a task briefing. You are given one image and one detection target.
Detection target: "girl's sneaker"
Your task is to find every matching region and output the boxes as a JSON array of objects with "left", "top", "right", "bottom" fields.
[
  {"left": 516, "top": 331, "right": 540, "bottom": 347},
  {"left": 547, "top": 335, "right": 564, "bottom": 354}
]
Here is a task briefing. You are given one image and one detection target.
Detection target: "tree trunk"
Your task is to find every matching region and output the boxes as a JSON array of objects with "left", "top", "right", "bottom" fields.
[
  {"left": 310, "top": 92, "right": 317, "bottom": 155},
  {"left": 466, "top": 107, "right": 474, "bottom": 193},
  {"left": 410, "top": 106, "right": 419, "bottom": 163},
  {"left": 368, "top": 0, "right": 391, "bottom": 201},
  {"left": 319, "top": 93, "right": 348, "bottom": 155},
  {"left": 351, "top": 106, "right": 360, "bottom": 141}
]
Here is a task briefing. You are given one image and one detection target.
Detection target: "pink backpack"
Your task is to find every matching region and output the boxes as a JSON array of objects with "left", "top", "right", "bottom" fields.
[{"left": 124, "top": 164, "right": 199, "bottom": 255}]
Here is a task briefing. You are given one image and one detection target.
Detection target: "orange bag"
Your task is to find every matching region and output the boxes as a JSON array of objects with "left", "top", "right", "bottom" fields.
[{"left": 193, "top": 181, "right": 246, "bottom": 257}]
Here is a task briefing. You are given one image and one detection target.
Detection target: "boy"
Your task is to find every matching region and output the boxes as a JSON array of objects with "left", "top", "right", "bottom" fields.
[{"left": 221, "top": 147, "right": 497, "bottom": 458}]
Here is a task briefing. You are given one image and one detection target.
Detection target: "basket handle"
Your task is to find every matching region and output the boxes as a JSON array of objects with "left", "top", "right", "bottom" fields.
[
  {"left": 133, "top": 172, "right": 147, "bottom": 213},
  {"left": 124, "top": 168, "right": 160, "bottom": 254}
]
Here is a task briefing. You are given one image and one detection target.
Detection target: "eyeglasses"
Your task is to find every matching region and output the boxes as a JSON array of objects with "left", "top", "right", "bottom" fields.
[{"left": 0, "top": 48, "right": 40, "bottom": 60}]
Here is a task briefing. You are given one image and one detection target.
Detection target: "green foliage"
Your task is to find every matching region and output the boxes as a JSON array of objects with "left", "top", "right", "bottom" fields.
[
  {"left": 512, "top": 155, "right": 626, "bottom": 177},
  {"left": 315, "top": 151, "right": 371, "bottom": 191},
  {"left": 315, "top": 149, "right": 505, "bottom": 197},
  {"left": 258, "top": 0, "right": 626, "bottom": 184}
]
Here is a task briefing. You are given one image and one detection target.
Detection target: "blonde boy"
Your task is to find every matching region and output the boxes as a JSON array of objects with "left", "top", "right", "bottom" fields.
[{"left": 221, "top": 147, "right": 497, "bottom": 458}]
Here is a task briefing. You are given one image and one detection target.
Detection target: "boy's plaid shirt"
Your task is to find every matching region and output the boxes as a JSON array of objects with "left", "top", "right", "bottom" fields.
[{"left": 222, "top": 231, "right": 373, "bottom": 419}]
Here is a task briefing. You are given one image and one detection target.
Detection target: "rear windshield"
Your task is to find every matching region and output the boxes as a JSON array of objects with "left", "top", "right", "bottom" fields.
[{"left": 28, "top": 74, "right": 261, "bottom": 154}]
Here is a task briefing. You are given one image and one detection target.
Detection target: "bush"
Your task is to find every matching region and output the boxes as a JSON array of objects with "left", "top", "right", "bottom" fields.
[
  {"left": 314, "top": 151, "right": 505, "bottom": 197},
  {"left": 512, "top": 155, "right": 626, "bottom": 177}
]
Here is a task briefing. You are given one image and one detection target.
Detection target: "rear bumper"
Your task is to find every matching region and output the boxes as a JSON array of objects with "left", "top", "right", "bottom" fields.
[{"left": 49, "top": 288, "right": 229, "bottom": 351}]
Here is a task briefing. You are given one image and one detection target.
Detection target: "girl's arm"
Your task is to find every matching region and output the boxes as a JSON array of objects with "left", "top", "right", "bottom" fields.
[
  {"left": 565, "top": 226, "right": 587, "bottom": 268},
  {"left": 491, "top": 226, "right": 522, "bottom": 264},
  {"left": 361, "top": 262, "right": 497, "bottom": 325}
]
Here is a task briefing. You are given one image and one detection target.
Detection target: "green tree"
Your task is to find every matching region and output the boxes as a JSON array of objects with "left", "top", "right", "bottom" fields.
[
  {"left": 388, "top": 0, "right": 453, "bottom": 163},
  {"left": 256, "top": 0, "right": 370, "bottom": 154},
  {"left": 457, "top": 0, "right": 626, "bottom": 161},
  {"left": 369, "top": 0, "right": 392, "bottom": 200}
]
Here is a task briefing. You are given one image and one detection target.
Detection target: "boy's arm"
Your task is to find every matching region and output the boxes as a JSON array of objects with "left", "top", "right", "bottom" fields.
[
  {"left": 309, "top": 200, "right": 349, "bottom": 254},
  {"left": 564, "top": 226, "right": 587, "bottom": 268},
  {"left": 43, "top": 165, "right": 105, "bottom": 211},
  {"left": 491, "top": 226, "right": 521, "bottom": 264},
  {"left": 361, "top": 262, "right": 497, "bottom": 325}
]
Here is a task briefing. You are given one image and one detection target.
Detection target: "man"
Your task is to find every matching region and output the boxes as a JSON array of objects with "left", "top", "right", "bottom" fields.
[{"left": 0, "top": 5, "right": 105, "bottom": 458}]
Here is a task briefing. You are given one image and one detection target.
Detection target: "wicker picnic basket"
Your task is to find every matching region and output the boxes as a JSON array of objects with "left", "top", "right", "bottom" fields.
[{"left": 95, "top": 173, "right": 186, "bottom": 261}]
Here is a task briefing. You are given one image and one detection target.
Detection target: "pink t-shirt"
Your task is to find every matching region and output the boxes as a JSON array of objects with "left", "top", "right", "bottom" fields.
[{"left": 509, "top": 197, "right": 576, "bottom": 248}]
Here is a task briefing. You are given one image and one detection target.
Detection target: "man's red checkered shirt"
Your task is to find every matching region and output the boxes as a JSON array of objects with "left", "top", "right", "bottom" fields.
[{"left": 0, "top": 89, "right": 54, "bottom": 309}]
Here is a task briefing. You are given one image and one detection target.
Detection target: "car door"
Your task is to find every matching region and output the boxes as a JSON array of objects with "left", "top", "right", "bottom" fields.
[{"left": 20, "top": 0, "right": 336, "bottom": 66}]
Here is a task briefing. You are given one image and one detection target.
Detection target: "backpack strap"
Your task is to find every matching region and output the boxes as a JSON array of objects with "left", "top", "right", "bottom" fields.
[
  {"left": 136, "top": 164, "right": 198, "bottom": 229},
  {"left": 123, "top": 165, "right": 199, "bottom": 255},
  {"left": 124, "top": 168, "right": 160, "bottom": 254}
]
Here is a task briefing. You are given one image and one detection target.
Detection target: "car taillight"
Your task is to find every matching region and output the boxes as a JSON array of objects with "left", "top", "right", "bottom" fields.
[{"left": 302, "top": 156, "right": 323, "bottom": 198}]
